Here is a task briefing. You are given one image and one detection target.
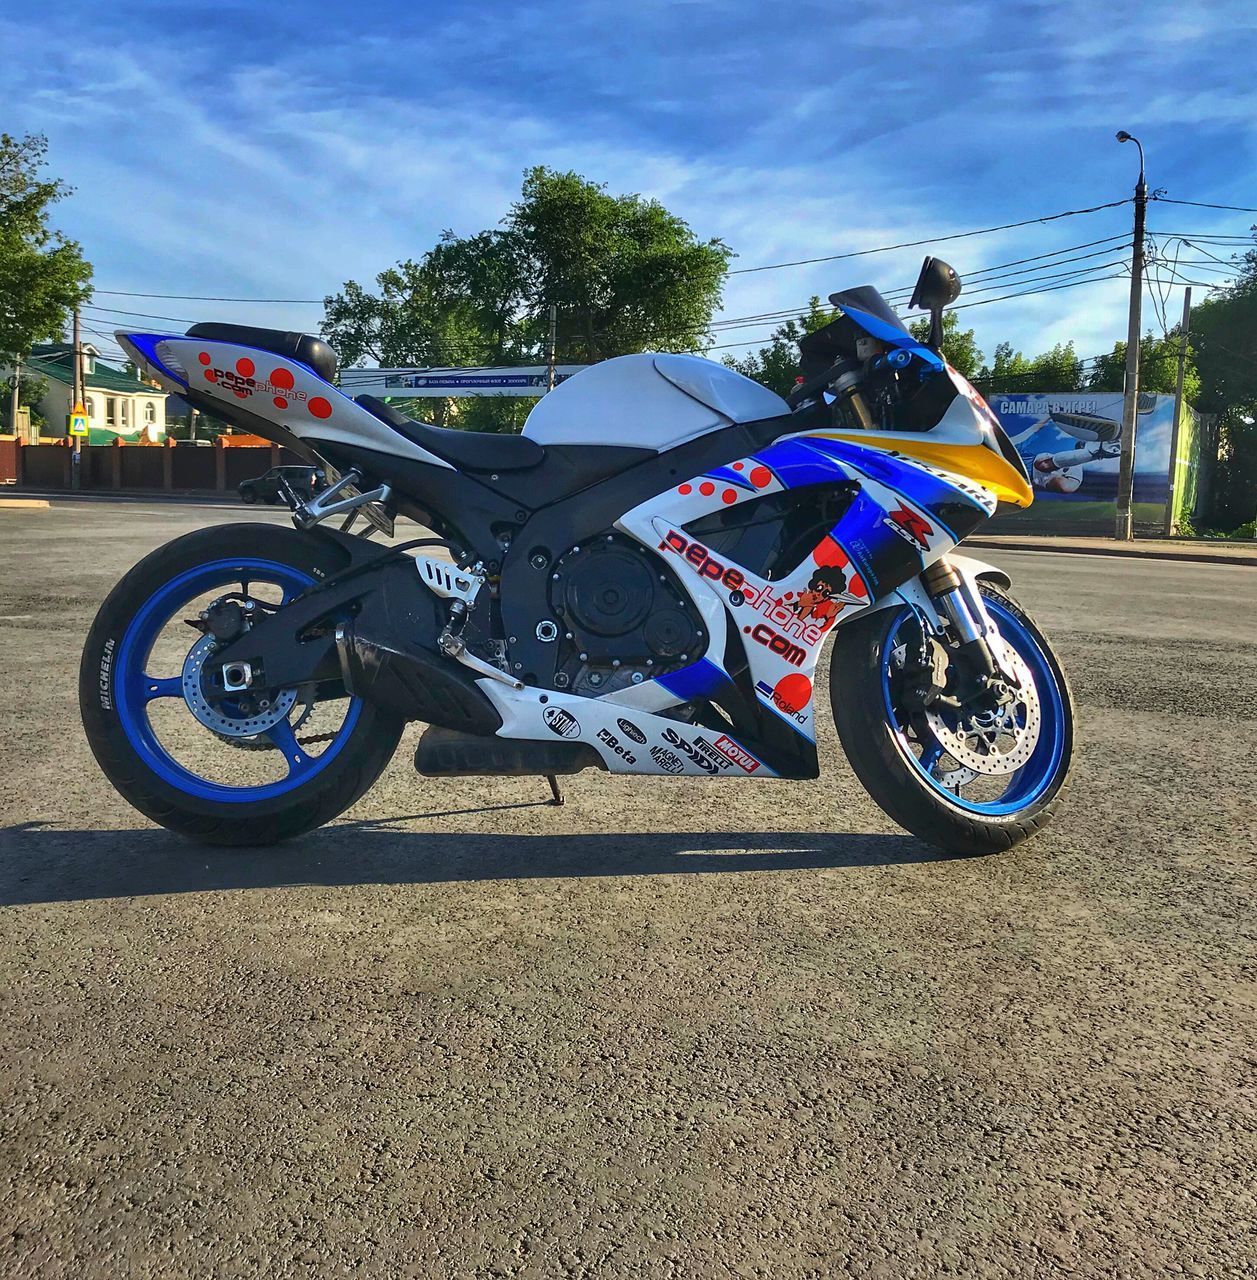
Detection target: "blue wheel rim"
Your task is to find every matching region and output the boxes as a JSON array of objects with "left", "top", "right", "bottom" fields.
[
  {"left": 115, "top": 557, "right": 362, "bottom": 803},
  {"left": 880, "top": 597, "right": 1067, "bottom": 816}
]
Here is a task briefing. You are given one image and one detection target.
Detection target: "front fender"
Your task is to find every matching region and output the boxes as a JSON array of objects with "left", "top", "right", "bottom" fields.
[
  {"left": 858, "top": 552, "right": 1012, "bottom": 626},
  {"left": 948, "top": 552, "right": 1011, "bottom": 591}
]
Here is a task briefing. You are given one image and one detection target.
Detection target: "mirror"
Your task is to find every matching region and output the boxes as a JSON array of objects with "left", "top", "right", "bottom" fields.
[{"left": 909, "top": 257, "right": 962, "bottom": 352}]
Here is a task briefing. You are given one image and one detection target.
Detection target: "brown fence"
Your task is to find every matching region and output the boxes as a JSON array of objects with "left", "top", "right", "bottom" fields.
[
  {"left": 4, "top": 438, "right": 301, "bottom": 493},
  {"left": 0, "top": 436, "right": 18, "bottom": 485}
]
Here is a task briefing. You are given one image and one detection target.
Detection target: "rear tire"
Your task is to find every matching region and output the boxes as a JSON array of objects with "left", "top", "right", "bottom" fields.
[
  {"left": 80, "top": 523, "right": 404, "bottom": 846},
  {"left": 830, "top": 582, "right": 1073, "bottom": 855}
]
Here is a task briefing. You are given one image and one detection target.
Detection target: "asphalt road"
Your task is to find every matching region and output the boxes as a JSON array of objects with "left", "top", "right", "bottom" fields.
[{"left": 0, "top": 501, "right": 1253, "bottom": 1279}]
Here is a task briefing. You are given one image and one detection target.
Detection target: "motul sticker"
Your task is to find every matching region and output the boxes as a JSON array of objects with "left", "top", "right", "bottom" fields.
[{"left": 714, "top": 735, "right": 759, "bottom": 773}]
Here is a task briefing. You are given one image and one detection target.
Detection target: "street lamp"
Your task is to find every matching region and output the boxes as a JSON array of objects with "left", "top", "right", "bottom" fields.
[
  {"left": 1116, "top": 130, "right": 1146, "bottom": 188},
  {"left": 1113, "top": 130, "right": 1147, "bottom": 541}
]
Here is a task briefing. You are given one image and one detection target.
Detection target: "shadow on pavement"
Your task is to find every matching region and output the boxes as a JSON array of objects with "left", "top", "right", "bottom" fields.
[{"left": 0, "top": 820, "right": 944, "bottom": 907}]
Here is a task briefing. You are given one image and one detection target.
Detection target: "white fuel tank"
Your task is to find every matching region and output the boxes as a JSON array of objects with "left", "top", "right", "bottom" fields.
[{"left": 522, "top": 353, "right": 789, "bottom": 451}]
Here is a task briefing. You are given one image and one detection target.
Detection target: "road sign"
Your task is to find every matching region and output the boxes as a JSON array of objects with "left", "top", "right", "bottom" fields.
[{"left": 68, "top": 403, "right": 88, "bottom": 437}]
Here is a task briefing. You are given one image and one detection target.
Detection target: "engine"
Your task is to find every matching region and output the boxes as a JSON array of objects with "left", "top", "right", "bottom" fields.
[{"left": 547, "top": 532, "right": 706, "bottom": 696}]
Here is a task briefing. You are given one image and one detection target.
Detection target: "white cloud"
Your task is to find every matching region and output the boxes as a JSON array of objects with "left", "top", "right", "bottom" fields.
[{"left": 3, "top": 0, "right": 1250, "bottom": 371}]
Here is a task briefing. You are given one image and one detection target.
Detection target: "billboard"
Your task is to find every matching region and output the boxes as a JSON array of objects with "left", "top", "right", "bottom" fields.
[{"left": 987, "top": 392, "right": 1175, "bottom": 529}]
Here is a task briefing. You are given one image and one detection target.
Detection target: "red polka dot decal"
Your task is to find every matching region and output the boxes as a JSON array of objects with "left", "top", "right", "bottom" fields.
[
  {"left": 699, "top": 481, "right": 715, "bottom": 496},
  {"left": 308, "top": 397, "right": 332, "bottom": 419},
  {"left": 204, "top": 369, "right": 217, "bottom": 383},
  {"left": 721, "top": 489, "right": 737, "bottom": 504},
  {"left": 678, "top": 483, "right": 692, "bottom": 495},
  {"left": 270, "top": 367, "right": 294, "bottom": 390},
  {"left": 236, "top": 357, "right": 255, "bottom": 378},
  {"left": 234, "top": 388, "right": 248, "bottom": 399},
  {"left": 774, "top": 674, "right": 812, "bottom": 714},
  {"left": 749, "top": 466, "right": 772, "bottom": 489},
  {"left": 197, "top": 352, "right": 211, "bottom": 366},
  {"left": 273, "top": 397, "right": 288, "bottom": 410},
  {"left": 732, "top": 461, "right": 745, "bottom": 471}
]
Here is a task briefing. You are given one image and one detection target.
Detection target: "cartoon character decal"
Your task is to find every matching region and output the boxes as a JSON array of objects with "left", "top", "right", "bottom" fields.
[{"left": 789, "top": 563, "right": 865, "bottom": 629}]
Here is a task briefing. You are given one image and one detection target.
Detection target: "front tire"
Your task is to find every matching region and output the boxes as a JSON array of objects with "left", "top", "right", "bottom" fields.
[
  {"left": 830, "top": 582, "right": 1073, "bottom": 855},
  {"left": 80, "top": 523, "right": 404, "bottom": 846}
]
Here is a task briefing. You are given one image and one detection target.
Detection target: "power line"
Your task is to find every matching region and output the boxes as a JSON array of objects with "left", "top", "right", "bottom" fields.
[
  {"left": 726, "top": 198, "right": 1133, "bottom": 275},
  {"left": 91, "top": 203, "right": 1138, "bottom": 306},
  {"left": 950, "top": 272, "right": 1130, "bottom": 311},
  {"left": 1151, "top": 196, "right": 1257, "bottom": 214},
  {"left": 630, "top": 260, "right": 1130, "bottom": 348},
  {"left": 93, "top": 289, "right": 323, "bottom": 303}
]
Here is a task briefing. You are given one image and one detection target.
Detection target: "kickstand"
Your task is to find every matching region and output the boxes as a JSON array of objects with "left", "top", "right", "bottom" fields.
[{"left": 545, "top": 775, "right": 564, "bottom": 806}]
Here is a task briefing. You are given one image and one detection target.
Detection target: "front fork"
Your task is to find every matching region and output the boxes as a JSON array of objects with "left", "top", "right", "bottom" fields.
[{"left": 896, "top": 557, "right": 1017, "bottom": 710}]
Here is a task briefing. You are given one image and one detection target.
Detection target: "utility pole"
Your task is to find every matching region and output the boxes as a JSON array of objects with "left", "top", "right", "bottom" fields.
[
  {"left": 71, "top": 308, "right": 84, "bottom": 490},
  {"left": 9, "top": 353, "right": 21, "bottom": 440},
  {"left": 546, "top": 304, "right": 558, "bottom": 392},
  {"left": 1114, "top": 130, "right": 1146, "bottom": 541},
  {"left": 1164, "top": 287, "right": 1193, "bottom": 536}
]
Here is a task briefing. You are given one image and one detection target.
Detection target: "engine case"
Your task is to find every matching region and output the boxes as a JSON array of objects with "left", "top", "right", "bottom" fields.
[{"left": 547, "top": 533, "right": 706, "bottom": 696}]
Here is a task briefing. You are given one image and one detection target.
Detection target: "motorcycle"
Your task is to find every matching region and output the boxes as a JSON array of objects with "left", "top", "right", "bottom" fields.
[{"left": 80, "top": 256, "right": 1072, "bottom": 854}]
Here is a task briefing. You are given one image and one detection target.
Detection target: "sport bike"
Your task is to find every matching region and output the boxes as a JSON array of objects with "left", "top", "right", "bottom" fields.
[{"left": 81, "top": 257, "right": 1072, "bottom": 854}]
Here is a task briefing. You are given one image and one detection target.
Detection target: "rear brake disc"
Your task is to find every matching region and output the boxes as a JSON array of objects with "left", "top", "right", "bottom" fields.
[{"left": 181, "top": 633, "right": 298, "bottom": 738}]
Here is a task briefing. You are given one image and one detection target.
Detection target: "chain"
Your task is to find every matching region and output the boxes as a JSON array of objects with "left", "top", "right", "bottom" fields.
[{"left": 216, "top": 730, "right": 338, "bottom": 752}]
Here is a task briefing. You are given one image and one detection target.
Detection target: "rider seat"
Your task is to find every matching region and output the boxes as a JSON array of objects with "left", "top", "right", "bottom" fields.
[
  {"left": 184, "top": 323, "right": 340, "bottom": 384},
  {"left": 354, "top": 395, "right": 544, "bottom": 472},
  {"left": 354, "top": 394, "right": 653, "bottom": 506}
]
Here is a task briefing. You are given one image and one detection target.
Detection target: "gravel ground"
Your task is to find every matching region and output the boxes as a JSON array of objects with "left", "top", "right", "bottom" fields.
[{"left": 0, "top": 502, "right": 1253, "bottom": 1279}]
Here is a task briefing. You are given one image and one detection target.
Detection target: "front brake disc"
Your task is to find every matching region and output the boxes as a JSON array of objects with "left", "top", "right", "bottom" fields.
[{"left": 924, "top": 645, "right": 1041, "bottom": 776}]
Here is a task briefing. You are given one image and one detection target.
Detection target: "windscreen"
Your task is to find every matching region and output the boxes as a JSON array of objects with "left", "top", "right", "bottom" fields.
[{"left": 827, "top": 286, "right": 912, "bottom": 338}]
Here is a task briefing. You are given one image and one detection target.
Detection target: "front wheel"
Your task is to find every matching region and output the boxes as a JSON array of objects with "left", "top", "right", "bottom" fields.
[
  {"left": 80, "top": 523, "right": 404, "bottom": 846},
  {"left": 830, "top": 582, "right": 1073, "bottom": 855}
]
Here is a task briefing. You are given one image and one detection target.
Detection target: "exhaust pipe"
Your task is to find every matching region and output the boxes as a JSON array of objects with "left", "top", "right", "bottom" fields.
[
  {"left": 414, "top": 725, "right": 605, "bottom": 777},
  {"left": 335, "top": 623, "right": 503, "bottom": 736}
]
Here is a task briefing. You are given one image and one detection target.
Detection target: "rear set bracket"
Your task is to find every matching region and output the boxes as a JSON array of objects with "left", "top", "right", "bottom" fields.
[{"left": 291, "top": 468, "right": 394, "bottom": 536}]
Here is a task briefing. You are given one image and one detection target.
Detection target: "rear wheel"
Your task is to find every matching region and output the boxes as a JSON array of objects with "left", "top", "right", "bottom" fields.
[
  {"left": 80, "top": 524, "right": 404, "bottom": 845},
  {"left": 830, "top": 582, "right": 1073, "bottom": 855}
]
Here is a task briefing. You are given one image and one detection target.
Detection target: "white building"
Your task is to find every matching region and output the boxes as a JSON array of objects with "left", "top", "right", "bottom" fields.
[{"left": 6, "top": 344, "right": 168, "bottom": 443}]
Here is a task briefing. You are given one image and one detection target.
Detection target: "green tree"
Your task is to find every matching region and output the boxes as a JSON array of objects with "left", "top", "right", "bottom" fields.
[
  {"left": 0, "top": 370, "right": 48, "bottom": 430},
  {"left": 977, "top": 339, "right": 1084, "bottom": 393},
  {"left": 1086, "top": 332, "right": 1199, "bottom": 400},
  {"left": 724, "top": 298, "right": 837, "bottom": 398},
  {"left": 1191, "top": 243, "right": 1257, "bottom": 415},
  {"left": 0, "top": 134, "right": 93, "bottom": 363},
  {"left": 907, "top": 311, "right": 983, "bottom": 379},
  {"left": 1190, "top": 240, "right": 1257, "bottom": 529},
  {"left": 507, "top": 167, "right": 731, "bottom": 361},
  {"left": 322, "top": 168, "right": 730, "bottom": 430},
  {"left": 322, "top": 254, "right": 496, "bottom": 426}
]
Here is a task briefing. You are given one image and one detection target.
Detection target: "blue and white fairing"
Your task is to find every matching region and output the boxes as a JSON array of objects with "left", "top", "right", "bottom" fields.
[{"left": 475, "top": 428, "right": 997, "bottom": 780}]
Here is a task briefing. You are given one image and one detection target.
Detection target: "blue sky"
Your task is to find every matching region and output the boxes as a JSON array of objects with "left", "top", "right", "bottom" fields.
[{"left": 4, "top": 0, "right": 1255, "bottom": 371}]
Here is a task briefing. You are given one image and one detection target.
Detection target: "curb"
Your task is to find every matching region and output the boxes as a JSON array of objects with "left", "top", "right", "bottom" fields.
[
  {"left": 0, "top": 498, "right": 51, "bottom": 510},
  {"left": 966, "top": 539, "right": 1257, "bottom": 569},
  {"left": 0, "top": 489, "right": 246, "bottom": 509}
]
